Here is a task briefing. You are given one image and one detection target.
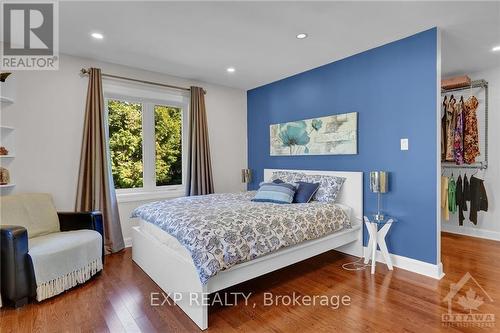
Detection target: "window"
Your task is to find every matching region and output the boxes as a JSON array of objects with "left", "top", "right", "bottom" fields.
[
  {"left": 154, "top": 105, "right": 182, "bottom": 186},
  {"left": 108, "top": 99, "right": 144, "bottom": 189},
  {"left": 105, "top": 89, "right": 187, "bottom": 199}
]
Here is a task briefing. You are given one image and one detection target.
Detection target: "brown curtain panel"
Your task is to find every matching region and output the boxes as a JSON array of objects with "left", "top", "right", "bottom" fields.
[
  {"left": 76, "top": 68, "right": 125, "bottom": 254},
  {"left": 187, "top": 86, "right": 214, "bottom": 196}
]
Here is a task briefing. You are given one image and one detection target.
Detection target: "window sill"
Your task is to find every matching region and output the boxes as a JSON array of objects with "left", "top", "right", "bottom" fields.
[{"left": 116, "top": 189, "right": 185, "bottom": 203}]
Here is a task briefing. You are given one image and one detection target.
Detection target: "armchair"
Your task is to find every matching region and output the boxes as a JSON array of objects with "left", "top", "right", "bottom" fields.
[{"left": 0, "top": 194, "right": 104, "bottom": 307}]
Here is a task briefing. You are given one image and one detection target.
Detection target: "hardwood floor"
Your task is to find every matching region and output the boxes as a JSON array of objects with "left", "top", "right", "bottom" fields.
[{"left": 1, "top": 232, "right": 499, "bottom": 332}]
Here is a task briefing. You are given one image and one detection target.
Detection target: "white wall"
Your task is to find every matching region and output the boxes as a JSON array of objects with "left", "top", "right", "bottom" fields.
[
  {"left": 0, "top": 54, "right": 247, "bottom": 244},
  {"left": 441, "top": 66, "right": 500, "bottom": 240}
]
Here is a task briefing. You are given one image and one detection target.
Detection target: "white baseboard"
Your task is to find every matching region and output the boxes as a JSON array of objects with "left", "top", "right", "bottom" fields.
[
  {"left": 124, "top": 237, "right": 133, "bottom": 248},
  {"left": 441, "top": 223, "right": 500, "bottom": 241},
  {"left": 363, "top": 246, "right": 444, "bottom": 280}
]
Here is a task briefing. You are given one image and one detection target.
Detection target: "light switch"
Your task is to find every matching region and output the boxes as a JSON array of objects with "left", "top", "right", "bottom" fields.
[{"left": 400, "top": 138, "right": 409, "bottom": 151}]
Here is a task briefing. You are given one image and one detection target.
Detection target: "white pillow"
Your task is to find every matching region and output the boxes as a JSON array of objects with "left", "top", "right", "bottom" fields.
[
  {"left": 270, "top": 171, "right": 306, "bottom": 183},
  {"left": 302, "top": 174, "right": 346, "bottom": 202}
]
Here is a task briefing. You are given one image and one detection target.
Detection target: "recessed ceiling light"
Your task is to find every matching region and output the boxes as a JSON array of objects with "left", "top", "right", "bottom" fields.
[
  {"left": 91, "top": 32, "right": 104, "bottom": 40},
  {"left": 296, "top": 33, "right": 308, "bottom": 39},
  {"left": 492, "top": 45, "right": 500, "bottom": 52},
  {"left": 226, "top": 67, "right": 235, "bottom": 73}
]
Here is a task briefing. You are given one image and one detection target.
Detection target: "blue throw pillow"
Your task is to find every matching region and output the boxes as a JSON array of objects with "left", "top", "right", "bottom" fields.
[
  {"left": 293, "top": 181, "right": 320, "bottom": 203},
  {"left": 252, "top": 182, "right": 297, "bottom": 204}
]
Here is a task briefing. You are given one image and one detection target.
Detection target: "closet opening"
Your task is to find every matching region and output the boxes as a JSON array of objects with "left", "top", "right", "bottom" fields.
[{"left": 440, "top": 75, "right": 495, "bottom": 269}]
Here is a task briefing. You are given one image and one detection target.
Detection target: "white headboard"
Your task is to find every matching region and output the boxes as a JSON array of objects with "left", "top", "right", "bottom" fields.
[{"left": 264, "top": 169, "right": 363, "bottom": 221}]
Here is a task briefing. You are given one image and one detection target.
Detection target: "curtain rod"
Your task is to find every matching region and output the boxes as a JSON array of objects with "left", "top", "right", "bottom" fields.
[{"left": 80, "top": 68, "right": 206, "bottom": 94}]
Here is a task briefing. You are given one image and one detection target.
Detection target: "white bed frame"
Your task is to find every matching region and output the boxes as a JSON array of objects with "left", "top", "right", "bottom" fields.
[{"left": 132, "top": 169, "right": 363, "bottom": 330}]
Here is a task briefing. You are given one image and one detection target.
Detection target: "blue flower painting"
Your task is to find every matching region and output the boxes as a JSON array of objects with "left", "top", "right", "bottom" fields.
[
  {"left": 270, "top": 112, "right": 357, "bottom": 156},
  {"left": 278, "top": 121, "right": 310, "bottom": 154},
  {"left": 311, "top": 119, "right": 323, "bottom": 131}
]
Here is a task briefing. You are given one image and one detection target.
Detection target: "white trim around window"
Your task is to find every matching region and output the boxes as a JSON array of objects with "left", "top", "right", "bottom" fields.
[{"left": 103, "top": 80, "right": 190, "bottom": 202}]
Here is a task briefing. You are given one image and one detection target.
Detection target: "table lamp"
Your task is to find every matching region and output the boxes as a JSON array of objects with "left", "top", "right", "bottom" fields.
[{"left": 370, "top": 171, "right": 389, "bottom": 221}]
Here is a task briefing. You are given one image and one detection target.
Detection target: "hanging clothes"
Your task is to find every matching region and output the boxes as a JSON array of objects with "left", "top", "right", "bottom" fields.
[
  {"left": 448, "top": 176, "right": 457, "bottom": 214},
  {"left": 445, "top": 97, "right": 456, "bottom": 161},
  {"left": 469, "top": 176, "right": 488, "bottom": 225},
  {"left": 464, "top": 96, "right": 480, "bottom": 164},
  {"left": 441, "top": 96, "right": 448, "bottom": 162},
  {"left": 455, "top": 175, "right": 467, "bottom": 226},
  {"left": 453, "top": 98, "right": 465, "bottom": 164},
  {"left": 441, "top": 176, "right": 449, "bottom": 221},
  {"left": 464, "top": 174, "right": 470, "bottom": 202}
]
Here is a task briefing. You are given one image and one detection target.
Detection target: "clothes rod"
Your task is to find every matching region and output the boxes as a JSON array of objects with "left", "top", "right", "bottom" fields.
[
  {"left": 441, "top": 78, "right": 489, "bottom": 171},
  {"left": 80, "top": 68, "right": 206, "bottom": 94},
  {"left": 442, "top": 162, "right": 487, "bottom": 170}
]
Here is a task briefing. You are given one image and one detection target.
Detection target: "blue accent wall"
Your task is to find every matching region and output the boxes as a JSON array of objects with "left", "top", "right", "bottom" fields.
[{"left": 247, "top": 28, "right": 438, "bottom": 264}]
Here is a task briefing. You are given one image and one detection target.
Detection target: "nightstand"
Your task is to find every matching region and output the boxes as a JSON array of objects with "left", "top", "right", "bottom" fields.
[{"left": 363, "top": 214, "right": 397, "bottom": 274}]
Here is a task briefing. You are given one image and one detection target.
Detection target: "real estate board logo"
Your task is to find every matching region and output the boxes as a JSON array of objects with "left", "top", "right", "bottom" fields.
[
  {"left": 1, "top": 1, "right": 58, "bottom": 70},
  {"left": 442, "top": 272, "right": 495, "bottom": 328}
]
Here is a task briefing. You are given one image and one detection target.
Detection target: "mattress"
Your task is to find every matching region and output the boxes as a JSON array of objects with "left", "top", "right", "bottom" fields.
[
  {"left": 138, "top": 219, "right": 192, "bottom": 263},
  {"left": 132, "top": 192, "right": 352, "bottom": 283}
]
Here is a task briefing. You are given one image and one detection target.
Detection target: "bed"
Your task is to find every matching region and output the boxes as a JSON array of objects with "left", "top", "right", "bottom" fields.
[{"left": 131, "top": 169, "right": 363, "bottom": 330}]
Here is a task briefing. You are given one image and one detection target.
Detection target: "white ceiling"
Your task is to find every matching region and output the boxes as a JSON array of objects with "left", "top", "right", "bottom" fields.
[{"left": 59, "top": 1, "right": 500, "bottom": 90}]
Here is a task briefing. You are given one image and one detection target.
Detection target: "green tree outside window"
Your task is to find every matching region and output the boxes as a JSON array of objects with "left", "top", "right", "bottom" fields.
[{"left": 107, "top": 99, "right": 182, "bottom": 189}]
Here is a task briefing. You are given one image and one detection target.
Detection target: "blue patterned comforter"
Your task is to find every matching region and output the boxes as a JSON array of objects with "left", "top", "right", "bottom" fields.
[{"left": 131, "top": 192, "right": 349, "bottom": 284}]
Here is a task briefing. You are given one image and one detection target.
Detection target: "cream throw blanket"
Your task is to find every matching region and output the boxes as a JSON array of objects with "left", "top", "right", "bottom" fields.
[{"left": 29, "top": 230, "right": 103, "bottom": 301}]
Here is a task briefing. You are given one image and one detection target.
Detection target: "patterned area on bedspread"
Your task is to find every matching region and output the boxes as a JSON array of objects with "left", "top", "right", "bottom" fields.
[{"left": 131, "top": 192, "right": 349, "bottom": 284}]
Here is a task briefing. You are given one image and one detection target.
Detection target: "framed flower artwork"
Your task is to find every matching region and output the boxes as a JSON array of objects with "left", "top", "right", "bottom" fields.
[{"left": 270, "top": 112, "right": 357, "bottom": 156}]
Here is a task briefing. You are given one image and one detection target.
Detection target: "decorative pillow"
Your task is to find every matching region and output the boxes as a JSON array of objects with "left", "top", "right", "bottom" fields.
[
  {"left": 303, "top": 174, "right": 346, "bottom": 202},
  {"left": 293, "top": 181, "right": 320, "bottom": 203},
  {"left": 0, "top": 193, "right": 60, "bottom": 239},
  {"left": 252, "top": 182, "right": 297, "bottom": 204},
  {"left": 270, "top": 171, "right": 306, "bottom": 183},
  {"left": 260, "top": 179, "right": 283, "bottom": 187}
]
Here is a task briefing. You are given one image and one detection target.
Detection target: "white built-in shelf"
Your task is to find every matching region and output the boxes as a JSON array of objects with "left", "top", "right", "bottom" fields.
[
  {"left": 0, "top": 75, "right": 16, "bottom": 195},
  {"left": 0, "top": 74, "right": 16, "bottom": 103},
  {"left": 0, "top": 127, "right": 15, "bottom": 157},
  {"left": 0, "top": 96, "right": 14, "bottom": 104}
]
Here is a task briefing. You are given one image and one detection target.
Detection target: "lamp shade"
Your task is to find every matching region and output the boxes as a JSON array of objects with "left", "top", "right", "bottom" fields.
[
  {"left": 370, "top": 171, "right": 388, "bottom": 193},
  {"left": 241, "top": 169, "right": 252, "bottom": 184}
]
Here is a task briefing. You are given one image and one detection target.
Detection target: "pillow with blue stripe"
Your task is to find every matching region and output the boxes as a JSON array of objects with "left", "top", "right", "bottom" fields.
[
  {"left": 252, "top": 182, "right": 297, "bottom": 204},
  {"left": 273, "top": 179, "right": 319, "bottom": 203}
]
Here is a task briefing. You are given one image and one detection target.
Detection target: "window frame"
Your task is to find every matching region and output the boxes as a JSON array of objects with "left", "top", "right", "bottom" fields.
[{"left": 104, "top": 83, "right": 189, "bottom": 202}]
